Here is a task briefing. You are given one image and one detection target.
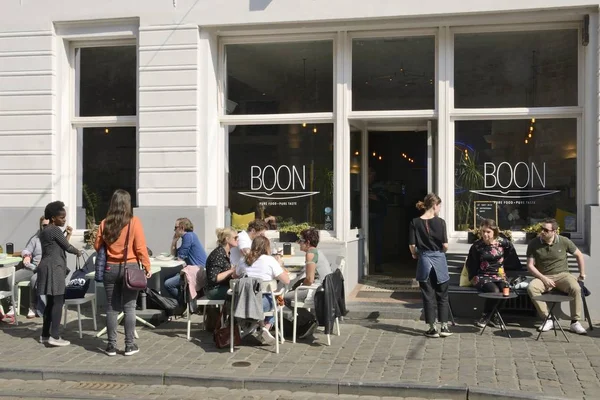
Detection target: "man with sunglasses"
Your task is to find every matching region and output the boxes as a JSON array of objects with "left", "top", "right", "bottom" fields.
[
  {"left": 230, "top": 219, "right": 268, "bottom": 268},
  {"left": 526, "top": 218, "right": 586, "bottom": 334}
]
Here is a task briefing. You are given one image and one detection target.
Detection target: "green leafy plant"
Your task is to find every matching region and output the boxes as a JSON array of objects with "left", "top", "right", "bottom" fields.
[
  {"left": 278, "top": 220, "right": 311, "bottom": 235},
  {"left": 455, "top": 150, "right": 484, "bottom": 228},
  {"left": 469, "top": 228, "right": 513, "bottom": 242},
  {"left": 522, "top": 223, "right": 560, "bottom": 235},
  {"left": 82, "top": 184, "right": 99, "bottom": 230}
]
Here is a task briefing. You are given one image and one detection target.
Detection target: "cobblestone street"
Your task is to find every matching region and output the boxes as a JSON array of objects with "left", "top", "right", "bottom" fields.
[{"left": 0, "top": 315, "right": 598, "bottom": 399}]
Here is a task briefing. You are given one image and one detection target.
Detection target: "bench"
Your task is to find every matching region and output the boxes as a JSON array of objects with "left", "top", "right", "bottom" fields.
[{"left": 447, "top": 255, "right": 593, "bottom": 329}]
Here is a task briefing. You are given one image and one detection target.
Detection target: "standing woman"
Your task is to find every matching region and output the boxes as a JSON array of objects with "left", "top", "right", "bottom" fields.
[
  {"left": 95, "top": 189, "right": 151, "bottom": 357},
  {"left": 37, "top": 201, "right": 82, "bottom": 347},
  {"left": 408, "top": 193, "right": 451, "bottom": 338}
]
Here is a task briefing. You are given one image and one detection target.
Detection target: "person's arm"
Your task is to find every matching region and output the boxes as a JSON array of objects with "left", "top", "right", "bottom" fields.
[
  {"left": 170, "top": 237, "right": 178, "bottom": 257},
  {"left": 466, "top": 245, "right": 479, "bottom": 281},
  {"left": 526, "top": 244, "right": 554, "bottom": 288},
  {"left": 94, "top": 221, "right": 104, "bottom": 251},
  {"left": 270, "top": 257, "right": 290, "bottom": 285},
  {"left": 408, "top": 220, "right": 417, "bottom": 259},
  {"left": 65, "top": 226, "right": 73, "bottom": 242},
  {"left": 572, "top": 248, "right": 586, "bottom": 280},
  {"left": 276, "top": 270, "right": 290, "bottom": 285},
  {"left": 303, "top": 252, "right": 316, "bottom": 285},
  {"left": 176, "top": 233, "right": 191, "bottom": 261},
  {"left": 216, "top": 265, "right": 236, "bottom": 282},
  {"left": 53, "top": 227, "right": 81, "bottom": 256},
  {"left": 132, "top": 218, "right": 151, "bottom": 276},
  {"left": 441, "top": 218, "right": 449, "bottom": 253}
]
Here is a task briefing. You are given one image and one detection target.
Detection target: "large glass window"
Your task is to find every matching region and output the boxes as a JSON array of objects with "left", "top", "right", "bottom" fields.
[
  {"left": 75, "top": 45, "right": 137, "bottom": 229},
  {"left": 350, "top": 130, "right": 362, "bottom": 229},
  {"left": 454, "top": 30, "right": 578, "bottom": 108},
  {"left": 352, "top": 36, "right": 435, "bottom": 110},
  {"left": 454, "top": 119, "right": 577, "bottom": 232},
  {"left": 228, "top": 124, "right": 334, "bottom": 230},
  {"left": 226, "top": 41, "right": 334, "bottom": 115},
  {"left": 79, "top": 46, "right": 137, "bottom": 116}
]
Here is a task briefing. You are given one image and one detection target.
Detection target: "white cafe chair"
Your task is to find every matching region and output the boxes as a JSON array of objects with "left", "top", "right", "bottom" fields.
[
  {"left": 63, "top": 293, "right": 97, "bottom": 339},
  {"left": 291, "top": 282, "right": 340, "bottom": 346},
  {"left": 0, "top": 266, "right": 18, "bottom": 325}
]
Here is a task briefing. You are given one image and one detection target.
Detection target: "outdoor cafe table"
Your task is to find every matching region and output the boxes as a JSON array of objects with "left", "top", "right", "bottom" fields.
[
  {"left": 0, "top": 256, "right": 22, "bottom": 268},
  {"left": 89, "top": 258, "right": 184, "bottom": 337}
]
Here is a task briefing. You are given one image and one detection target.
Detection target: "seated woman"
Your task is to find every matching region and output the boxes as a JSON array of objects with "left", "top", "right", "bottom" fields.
[
  {"left": 236, "top": 236, "right": 290, "bottom": 345},
  {"left": 466, "top": 218, "right": 521, "bottom": 328},
  {"left": 282, "top": 227, "right": 332, "bottom": 338},
  {"left": 205, "top": 228, "right": 240, "bottom": 300},
  {"left": 5, "top": 216, "right": 49, "bottom": 320}
]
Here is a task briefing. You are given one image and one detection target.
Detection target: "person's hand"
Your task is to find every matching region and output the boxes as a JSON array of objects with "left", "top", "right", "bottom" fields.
[
  {"left": 145, "top": 270, "right": 152, "bottom": 279},
  {"left": 65, "top": 226, "right": 73, "bottom": 235},
  {"left": 77, "top": 250, "right": 83, "bottom": 257},
  {"left": 411, "top": 253, "right": 418, "bottom": 260},
  {"left": 578, "top": 274, "right": 586, "bottom": 281},
  {"left": 542, "top": 276, "right": 556, "bottom": 289},
  {"left": 23, "top": 256, "right": 31, "bottom": 264}
]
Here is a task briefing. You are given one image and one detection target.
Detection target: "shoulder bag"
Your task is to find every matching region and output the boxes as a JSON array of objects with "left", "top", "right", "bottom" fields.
[
  {"left": 213, "top": 305, "right": 241, "bottom": 349},
  {"left": 122, "top": 221, "right": 148, "bottom": 290}
]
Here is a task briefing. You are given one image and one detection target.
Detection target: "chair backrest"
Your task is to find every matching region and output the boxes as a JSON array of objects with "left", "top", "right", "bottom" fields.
[
  {"left": 260, "top": 279, "right": 277, "bottom": 294},
  {"left": 337, "top": 258, "right": 346, "bottom": 277},
  {"left": 0, "top": 266, "right": 16, "bottom": 281}
]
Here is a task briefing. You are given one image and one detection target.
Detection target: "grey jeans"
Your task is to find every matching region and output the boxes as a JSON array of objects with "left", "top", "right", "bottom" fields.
[
  {"left": 103, "top": 263, "right": 139, "bottom": 347},
  {"left": 12, "top": 268, "right": 36, "bottom": 309}
]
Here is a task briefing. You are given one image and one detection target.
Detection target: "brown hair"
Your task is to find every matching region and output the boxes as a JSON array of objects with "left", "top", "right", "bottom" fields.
[
  {"left": 102, "top": 189, "right": 133, "bottom": 245},
  {"left": 216, "top": 227, "right": 237, "bottom": 247},
  {"left": 244, "top": 235, "right": 270, "bottom": 266},
  {"left": 299, "top": 227, "right": 320, "bottom": 247},
  {"left": 416, "top": 193, "right": 442, "bottom": 212},
  {"left": 479, "top": 219, "right": 500, "bottom": 239},
  {"left": 247, "top": 219, "right": 268, "bottom": 233},
  {"left": 178, "top": 217, "right": 194, "bottom": 232},
  {"left": 39, "top": 215, "right": 47, "bottom": 232},
  {"left": 542, "top": 218, "right": 559, "bottom": 231}
]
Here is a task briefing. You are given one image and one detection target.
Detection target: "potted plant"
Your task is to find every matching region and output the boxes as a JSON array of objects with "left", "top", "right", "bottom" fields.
[
  {"left": 455, "top": 150, "right": 484, "bottom": 231},
  {"left": 278, "top": 221, "right": 311, "bottom": 243},
  {"left": 467, "top": 228, "right": 479, "bottom": 244},
  {"left": 522, "top": 223, "right": 541, "bottom": 242},
  {"left": 82, "top": 184, "right": 99, "bottom": 249}
]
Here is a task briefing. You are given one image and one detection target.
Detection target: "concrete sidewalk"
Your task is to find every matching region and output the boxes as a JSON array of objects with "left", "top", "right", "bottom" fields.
[{"left": 0, "top": 313, "right": 598, "bottom": 400}]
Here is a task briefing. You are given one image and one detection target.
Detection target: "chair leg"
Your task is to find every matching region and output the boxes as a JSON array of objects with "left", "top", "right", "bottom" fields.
[
  {"left": 448, "top": 300, "right": 456, "bottom": 326},
  {"left": 91, "top": 299, "right": 97, "bottom": 331},
  {"left": 274, "top": 309, "right": 279, "bottom": 354},
  {"left": 327, "top": 333, "right": 331, "bottom": 346},
  {"left": 17, "top": 287, "right": 21, "bottom": 317},
  {"left": 63, "top": 305, "right": 67, "bottom": 328},
  {"left": 583, "top": 296, "right": 593, "bottom": 331},
  {"left": 230, "top": 300, "right": 235, "bottom": 353},
  {"left": 11, "top": 297, "right": 18, "bottom": 326},
  {"left": 77, "top": 304, "right": 83, "bottom": 339},
  {"left": 292, "top": 304, "right": 298, "bottom": 343},
  {"left": 335, "top": 317, "right": 340, "bottom": 336},
  {"left": 279, "top": 307, "right": 285, "bottom": 343}
]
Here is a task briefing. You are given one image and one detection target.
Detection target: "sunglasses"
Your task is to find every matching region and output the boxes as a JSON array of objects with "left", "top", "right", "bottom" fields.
[
  {"left": 297, "top": 239, "right": 306, "bottom": 244},
  {"left": 542, "top": 228, "right": 555, "bottom": 233},
  {"left": 233, "top": 236, "right": 239, "bottom": 240}
]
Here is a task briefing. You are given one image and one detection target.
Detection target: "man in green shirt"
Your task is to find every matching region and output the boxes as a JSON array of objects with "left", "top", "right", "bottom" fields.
[{"left": 526, "top": 218, "right": 586, "bottom": 334}]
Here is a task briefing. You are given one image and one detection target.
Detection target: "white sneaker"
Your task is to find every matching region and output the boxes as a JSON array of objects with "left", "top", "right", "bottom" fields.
[
  {"left": 47, "top": 337, "right": 70, "bottom": 347},
  {"left": 39, "top": 336, "right": 49, "bottom": 344},
  {"left": 27, "top": 309, "right": 36, "bottom": 319},
  {"left": 6, "top": 307, "right": 15, "bottom": 316},
  {"left": 260, "top": 327, "right": 276, "bottom": 345},
  {"left": 570, "top": 321, "right": 587, "bottom": 335},
  {"left": 538, "top": 320, "right": 554, "bottom": 332}
]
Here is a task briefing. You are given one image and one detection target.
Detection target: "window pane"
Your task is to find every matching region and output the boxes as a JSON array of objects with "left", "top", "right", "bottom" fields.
[
  {"left": 454, "top": 119, "right": 577, "bottom": 232},
  {"left": 228, "top": 124, "right": 334, "bottom": 230},
  {"left": 455, "top": 30, "right": 578, "bottom": 108},
  {"left": 352, "top": 36, "right": 435, "bottom": 111},
  {"left": 82, "top": 127, "right": 137, "bottom": 226},
  {"left": 350, "top": 130, "right": 362, "bottom": 229},
  {"left": 226, "top": 41, "right": 333, "bottom": 114},
  {"left": 79, "top": 46, "right": 137, "bottom": 116}
]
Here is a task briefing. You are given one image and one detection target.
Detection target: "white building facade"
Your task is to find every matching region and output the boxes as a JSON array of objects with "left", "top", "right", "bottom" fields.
[{"left": 1, "top": 0, "right": 600, "bottom": 303}]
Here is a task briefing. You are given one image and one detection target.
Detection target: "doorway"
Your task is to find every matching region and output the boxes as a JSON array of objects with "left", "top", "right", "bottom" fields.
[{"left": 368, "top": 130, "right": 429, "bottom": 277}]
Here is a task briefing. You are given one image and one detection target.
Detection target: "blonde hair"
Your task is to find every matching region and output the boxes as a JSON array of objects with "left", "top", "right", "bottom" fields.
[
  {"left": 216, "top": 227, "right": 237, "bottom": 247},
  {"left": 416, "top": 193, "right": 442, "bottom": 212}
]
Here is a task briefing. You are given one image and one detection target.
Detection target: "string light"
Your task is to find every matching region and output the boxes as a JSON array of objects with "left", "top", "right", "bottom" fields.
[
  {"left": 372, "top": 152, "right": 376, "bottom": 157},
  {"left": 104, "top": 128, "right": 109, "bottom": 135},
  {"left": 354, "top": 151, "right": 359, "bottom": 156},
  {"left": 302, "top": 122, "right": 306, "bottom": 128},
  {"left": 525, "top": 118, "right": 535, "bottom": 144},
  {"left": 313, "top": 127, "right": 317, "bottom": 134},
  {"left": 378, "top": 156, "right": 382, "bottom": 160}
]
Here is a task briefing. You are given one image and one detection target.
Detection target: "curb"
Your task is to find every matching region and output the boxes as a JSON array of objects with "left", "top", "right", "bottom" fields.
[{"left": 0, "top": 366, "right": 571, "bottom": 400}]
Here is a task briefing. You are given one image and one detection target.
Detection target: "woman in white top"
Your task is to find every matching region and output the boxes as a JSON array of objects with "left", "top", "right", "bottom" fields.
[{"left": 237, "top": 235, "right": 290, "bottom": 344}]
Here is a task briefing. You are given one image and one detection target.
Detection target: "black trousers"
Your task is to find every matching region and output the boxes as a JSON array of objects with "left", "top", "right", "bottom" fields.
[
  {"left": 42, "top": 294, "right": 64, "bottom": 339},
  {"left": 480, "top": 281, "right": 506, "bottom": 313},
  {"left": 419, "top": 268, "right": 449, "bottom": 324}
]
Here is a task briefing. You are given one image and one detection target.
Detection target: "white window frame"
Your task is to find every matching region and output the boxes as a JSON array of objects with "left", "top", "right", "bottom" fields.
[
  {"left": 55, "top": 19, "right": 138, "bottom": 229},
  {"left": 218, "top": 33, "right": 339, "bottom": 237},
  {"left": 448, "top": 22, "right": 586, "bottom": 240}
]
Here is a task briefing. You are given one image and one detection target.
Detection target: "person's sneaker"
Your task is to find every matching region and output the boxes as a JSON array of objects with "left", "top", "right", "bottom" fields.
[
  {"left": 424, "top": 327, "right": 440, "bottom": 338},
  {"left": 475, "top": 314, "right": 488, "bottom": 328},
  {"left": 47, "top": 337, "right": 70, "bottom": 347},
  {"left": 105, "top": 343, "right": 117, "bottom": 356},
  {"left": 538, "top": 320, "right": 554, "bottom": 332},
  {"left": 298, "top": 321, "right": 319, "bottom": 339},
  {"left": 27, "top": 309, "right": 36, "bottom": 319},
  {"left": 5, "top": 306, "right": 15, "bottom": 316},
  {"left": 124, "top": 344, "right": 139, "bottom": 356},
  {"left": 570, "top": 321, "right": 587, "bottom": 335},
  {"left": 489, "top": 314, "right": 502, "bottom": 328},
  {"left": 439, "top": 326, "right": 453, "bottom": 337},
  {"left": 260, "top": 327, "right": 276, "bottom": 345},
  {"left": 39, "top": 336, "right": 49, "bottom": 344}
]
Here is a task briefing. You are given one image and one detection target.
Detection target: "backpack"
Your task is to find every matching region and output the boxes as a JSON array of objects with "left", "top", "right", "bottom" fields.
[
  {"left": 65, "top": 255, "right": 92, "bottom": 300},
  {"left": 145, "top": 288, "right": 179, "bottom": 311}
]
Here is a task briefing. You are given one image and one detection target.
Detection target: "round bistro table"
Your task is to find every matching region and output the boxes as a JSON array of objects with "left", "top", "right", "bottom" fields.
[{"left": 478, "top": 292, "right": 518, "bottom": 338}]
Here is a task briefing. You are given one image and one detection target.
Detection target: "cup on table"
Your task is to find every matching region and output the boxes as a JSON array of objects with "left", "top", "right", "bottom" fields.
[{"left": 502, "top": 286, "right": 510, "bottom": 297}]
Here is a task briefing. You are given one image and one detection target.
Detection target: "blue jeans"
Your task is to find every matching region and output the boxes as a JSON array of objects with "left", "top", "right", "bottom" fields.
[
  {"left": 263, "top": 294, "right": 274, "bottom": 325},
  {"left": 164, "top": 274, "right": 180, "bottom": 299}
]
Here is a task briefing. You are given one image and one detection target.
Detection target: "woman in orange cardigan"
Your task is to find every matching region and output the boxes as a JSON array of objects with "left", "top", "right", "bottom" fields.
[{"left": 95, "top": 189, "right": 151, "bottom": 357}]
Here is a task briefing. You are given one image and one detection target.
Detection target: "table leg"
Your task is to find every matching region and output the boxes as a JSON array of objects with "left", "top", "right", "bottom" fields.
[
  {"left": 551, "top": 309, "right": 570, "bottom": 343},
  {"left": 479, "top": 300, "right": 497, "bottom": 336},
  {"left": 495, "top": 308, "right": 511, "bottom": 338},
  {"left": 96, "top": 312, "right": 125, "bottom": 337},
  {"left": 536, "top": 302, "right": 559, "bottom": 341}
]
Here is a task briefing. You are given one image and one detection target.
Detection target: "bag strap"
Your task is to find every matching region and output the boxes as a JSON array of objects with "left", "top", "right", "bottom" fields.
[
  {"left": 122, "top": 221, "right": 132, "bottom": 266},
  {"left": 214, "top": 306, "right": 226, "bottom": 331},
  {"left": 75, "top": 255, "right": 81, "bottom": 271}
]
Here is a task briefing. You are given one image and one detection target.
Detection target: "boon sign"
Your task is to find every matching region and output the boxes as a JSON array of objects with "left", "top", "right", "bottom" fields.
[
  {"left": 238, "top": 165, "right": 319, "bottom": 201},
  {"left": 470, "top": 162, "right": 559, "bottom": 199}
]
